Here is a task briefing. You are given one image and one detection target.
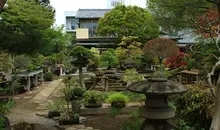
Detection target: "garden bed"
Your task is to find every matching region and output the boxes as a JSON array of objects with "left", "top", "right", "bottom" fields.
[
  {"left": 80, "top": 103, "right": 141, "bottom": 116},
  {"left": 84, "top": 114, "right": 144, "bottom": 130}
]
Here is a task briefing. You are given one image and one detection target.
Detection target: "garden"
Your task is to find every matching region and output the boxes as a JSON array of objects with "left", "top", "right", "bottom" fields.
[{"left": 0, "top": 0, "right": 220, "bottom": 130}]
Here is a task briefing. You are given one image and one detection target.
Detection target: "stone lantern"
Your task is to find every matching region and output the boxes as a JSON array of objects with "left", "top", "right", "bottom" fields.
[{"left": 127, "top": 77, "right": 187, "bottom": 130}]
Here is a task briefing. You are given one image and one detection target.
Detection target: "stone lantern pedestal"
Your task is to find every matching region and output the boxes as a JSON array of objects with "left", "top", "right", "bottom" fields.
[{"left": 127, "top": 77, "right": 187, "bottom": 130}]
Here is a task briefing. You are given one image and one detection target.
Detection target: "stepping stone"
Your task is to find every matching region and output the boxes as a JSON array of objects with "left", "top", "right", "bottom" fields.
[
  {"left": 36, "top": 111, "right": 48, "bottom": 117},
  {"left": 66, "top": 127, "right": 77, "bottom": 130},
  {"left": 53, "top": 117, "right": 59, "bottom": 120},
  {"left": 86, "top": 127, "right": 93, "bottom": 130},
  {"left": 23, "top": 96, "right": 32, "bottom": 99},
  {"left": 14, "top": 97, "right": 20, "bottom": 99},
  {"left": 74, "top": 125, "right": 86, "bottom": 129},
  {"left": 36, "top": 105, "right": 47, "bottom": 110}
]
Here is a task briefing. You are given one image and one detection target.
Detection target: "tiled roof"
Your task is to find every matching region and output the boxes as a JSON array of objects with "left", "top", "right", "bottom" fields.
[
  {"left": 159, "top": 30, "right": 199, "bottom": 44},
  {"left": 76, "top": 9, "right": 111, "bottom": 18},
  {"left": 65, "top": 11, "right": 77, "bottom": 17}
]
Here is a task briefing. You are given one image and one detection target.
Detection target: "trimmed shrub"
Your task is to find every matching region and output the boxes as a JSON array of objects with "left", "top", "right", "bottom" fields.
[
  {"left": 44, "top": 72, "right": 54, "bottom": 81},
  {"left": 106, "top": 93, "right": 129, "bottom": 108}
]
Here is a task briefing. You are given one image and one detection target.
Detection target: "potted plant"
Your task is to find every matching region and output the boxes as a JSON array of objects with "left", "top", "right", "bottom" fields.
[
  {"left": 106, "top": 93, "right": 129, "bottom": 108},
  {"left": 99, "top": 50, "right": 118, "bottom": 74},
  {"left": 67, "top": 86, "right": 85, "bottom": 114},
  {"left": 69, "top": 46, "right": 95, "bottom": 88},
  {"left": 47, "top": 99, "right": 66, "bottom": 118},
  {"left": 84, "top": 90, "right": 102, "bottom": 108},
  {"left": 59, "top": 110, "right": 79, "bottom": 125}
]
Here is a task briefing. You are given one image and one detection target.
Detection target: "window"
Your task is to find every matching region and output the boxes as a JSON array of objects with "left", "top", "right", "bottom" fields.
[{"left": 71, "top": 21, "right": 76, "bottom": 30}]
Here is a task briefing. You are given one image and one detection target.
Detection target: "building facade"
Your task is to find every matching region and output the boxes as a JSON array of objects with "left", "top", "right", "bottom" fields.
[
  {"left": 107, "top": 0, "right": 125, "bottom": 9},
  {"left": 64, "top": 9, "right": 116, "bottom": 48},
  {"left": 64, "top": 11, "right": 78, "bottom": 34}
]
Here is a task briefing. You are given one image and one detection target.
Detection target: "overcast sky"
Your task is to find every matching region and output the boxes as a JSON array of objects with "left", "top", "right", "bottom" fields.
[{"left": 50, "top": 0, "right": 146, "bottom": 26}]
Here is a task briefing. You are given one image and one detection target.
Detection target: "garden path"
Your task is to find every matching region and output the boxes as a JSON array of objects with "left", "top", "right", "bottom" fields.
[{"left": 6, "top": 79, "right": 63, "bottom": 130}]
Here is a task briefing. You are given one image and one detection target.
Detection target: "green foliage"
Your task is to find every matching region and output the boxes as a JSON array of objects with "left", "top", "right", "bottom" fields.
[
  {"left": 67, "top": 86, "right": 86, "bottom": 100},
  {"left": 0, "top": 51, "right": 13, "bottom": 72},
  {"left": 13, "top": 55, "right": 32, "bottom": 71},
  {"left": 122, "top": 92, "right": 145, "bottom": 102},
  {"left": 138, "top": 53, "right": 154, "bottom": 71},
  {"left": 109, "top": 107, "right": 122, "bottom": 117},
  {"left": 44, "top": 72, "right": 54, "bottom": 81},
  {"left": 47, "top": 99, "right": 66, "bottom": 111},
  {"left": 173, "top": 119, "right": 205, "bottom": 130},
  {"left": 186, "top": 58, "right": 197, "bottom": 70},
  {"left": 0, "top": 116, "right": 5, "bottom": 129},
  {"left": 148, "top": 0, "right": 213, "bottom": 32},
  {"left": 121, "top": 69, "right": 144, "bottom": 83},
  {"left": 83, "top": 90, "right": 102, "bottom": 104},
  {"left": 121, "top": 112, "right": 143, "bottom": 130},
  {"left": 70, "top": 46, "right": 94, "bottom": 67},
  {"left": 41, "top": 26, "right": 73, "bottom": 55},
  {"left": 88, "top": 48, "right": 100, "bottom": 71},
  {"left": 106, "top": 92, "right": 129, "bottom": 107},
  {"left": 169, "top": 85, "right": 214, "bottom": 129},
  {"left": 115, "top": 36, "right": 143, "bottom": 67},
  {"left": 0, "top": 98, "right": 16, "bottom": 114},
  {"left": 0, "top": 0, "right": 55, "bottom": 54},
  {"left": 99, "top": 51, "right": 118, "bottom": 68},
  {"left": 97, "top": 5, "right": 159, "bottom": 42}
]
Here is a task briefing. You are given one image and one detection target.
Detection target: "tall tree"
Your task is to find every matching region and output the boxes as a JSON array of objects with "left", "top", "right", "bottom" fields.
[
  {"left": 97, "top": 5, "right": 159, "bottom": 43},
  {"left": 148, "top": 0, "right": 214, "bottom": 32},
  {"left": 0, "top": 0, "right": 55, "bottom": 55}
]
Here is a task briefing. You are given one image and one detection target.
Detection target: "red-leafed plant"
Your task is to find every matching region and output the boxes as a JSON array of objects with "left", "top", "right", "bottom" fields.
[
  {"left": 195, "top": 9, "right": 219, "bottom": 38},
  {"left": 143, "top": 38, "right": 179, "bottom": 60},
  {"left": 164, "top": 51, "right": 188, "bottom": 69}
]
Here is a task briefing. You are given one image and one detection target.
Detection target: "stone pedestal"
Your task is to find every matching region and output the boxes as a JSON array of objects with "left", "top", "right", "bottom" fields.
[{"left": 139, "top": 95, "right": 177, "bottom": 130}]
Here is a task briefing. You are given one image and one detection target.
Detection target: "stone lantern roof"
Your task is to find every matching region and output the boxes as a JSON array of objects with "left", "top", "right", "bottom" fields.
[{"left": 127, "top": 77, "right": 187, "bottom": 95}]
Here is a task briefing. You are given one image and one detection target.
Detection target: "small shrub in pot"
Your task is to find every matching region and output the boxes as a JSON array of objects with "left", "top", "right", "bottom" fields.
[
  {"left": 46, "top": 99, "right": 66, "bottom": 118},
  {"left": 106, "top": 93, "right": 129, "bottom": 108},
  {"left": 67, "top": 87, "right": 86, "bottom": 101},
  {"left": 84, "top": 90, "right": 102, "bottom": 108},
  {"left": 66, "top": 86, "right": 85, "bottom": 114}
]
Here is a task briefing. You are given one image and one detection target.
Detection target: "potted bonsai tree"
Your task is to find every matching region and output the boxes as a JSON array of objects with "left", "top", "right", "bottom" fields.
[
  {"left": 83, "top": 90, "right": 102, "bottom": 108},
  {"left": 58, "top": 77, "right": 84, "bottom": 125},
  {"left": 115, "top": 36, "right": 143, "bottom": 70},
  {"left": 69, "top": 46, "right": 94, "bottom": 88},
  {"left": 106, "top": 92, "right": 129, "bottom": 108},
  {"left": 47, "top": 99, "right": 66, "bottom": 118},
  {"left": 67, "top": 85, "right": 86, "bottom": 114},
  {"left": 59, "top": 109, "right": 80, "bottom": 125},
  {"left": 99, "top": 50, "right": 118, "bottom": 70}
]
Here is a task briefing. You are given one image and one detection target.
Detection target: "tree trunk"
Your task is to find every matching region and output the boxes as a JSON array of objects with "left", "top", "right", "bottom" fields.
[
  {"left": 79, "top": 67, "right": 85, "bottom": 88},
  {"left": 210, "top": 75, "right": 220, "bottom": 130}
]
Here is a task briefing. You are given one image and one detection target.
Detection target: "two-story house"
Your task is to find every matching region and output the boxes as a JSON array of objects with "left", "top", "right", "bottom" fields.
[{"left": 65, "top": 9, "right": 117, "bottom": 48}]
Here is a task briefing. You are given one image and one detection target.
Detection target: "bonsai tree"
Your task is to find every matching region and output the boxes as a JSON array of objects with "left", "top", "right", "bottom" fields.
[
  {"left": 115, "top": 36, "right": 143, "bottom": 69},
  {"left": 69, "top": 46, "right": 94, "bottom": 88},
  {"left": 106, "top": 92, "right": 129, "bottom": 108},
  {"left": 143, "top": 38, "right": 179, "bottom": 75},
  {"left": 143, "top": 38, "right": 179, "bottom": 61},
  {"left": 87, "top": 47, "right": 100, "bottom": 72},
  {"left": 99, "top": 50, "right": 118, "bottom": 69},
  {"left": 83, "top": 90, "right": 102, "bottom": 108}
]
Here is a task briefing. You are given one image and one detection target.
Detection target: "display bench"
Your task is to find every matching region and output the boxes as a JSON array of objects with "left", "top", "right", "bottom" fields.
[{"left": 12, "top": 69, "right": 43, "bottom": 92}]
